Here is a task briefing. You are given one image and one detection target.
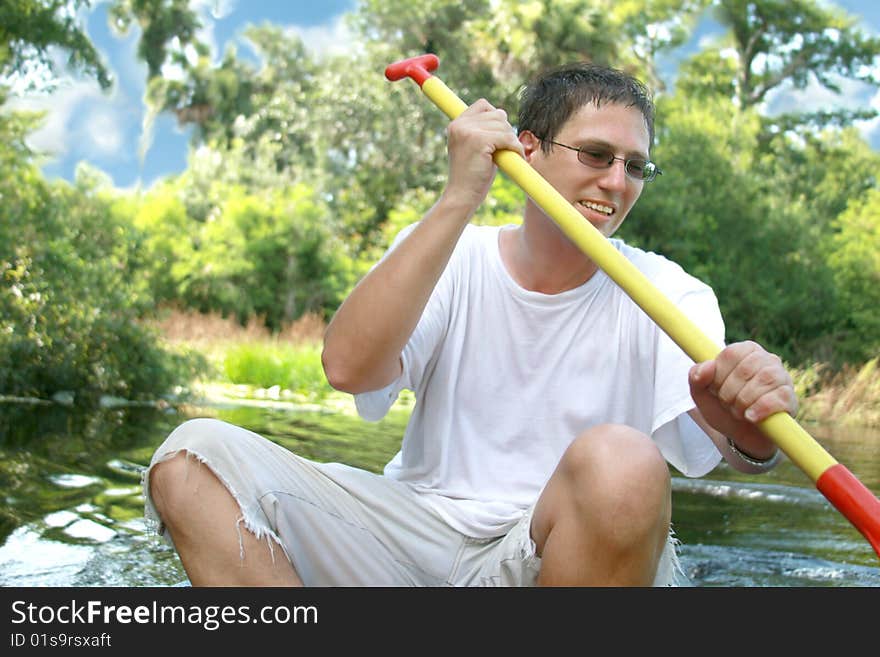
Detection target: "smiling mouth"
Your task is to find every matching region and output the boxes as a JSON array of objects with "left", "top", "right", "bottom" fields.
[{"left": 577, "top": 200, "right": 615, "bottom": 216}]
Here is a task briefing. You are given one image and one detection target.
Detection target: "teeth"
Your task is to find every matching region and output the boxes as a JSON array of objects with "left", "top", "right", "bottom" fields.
[{"left": 579, "top": 200, "right": 614, "bottom": 215}]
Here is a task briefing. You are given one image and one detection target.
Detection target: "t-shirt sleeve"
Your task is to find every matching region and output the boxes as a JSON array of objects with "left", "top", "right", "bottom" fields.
[
  {"left": 352, "top": 222, "right": 452, "bottom": 422},
  {"left": 651, "top": 286, "right": 726, "bottom": 477}
]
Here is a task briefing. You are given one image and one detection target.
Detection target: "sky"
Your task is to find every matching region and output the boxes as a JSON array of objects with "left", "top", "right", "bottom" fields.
[{"left": 7, "top": 0, "right": 880, "bottom": 190}]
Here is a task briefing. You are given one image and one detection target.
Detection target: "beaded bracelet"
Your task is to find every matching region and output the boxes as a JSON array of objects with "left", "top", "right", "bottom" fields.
[{"left": 726, "top": 436, "right": 781, "bottom": 471}]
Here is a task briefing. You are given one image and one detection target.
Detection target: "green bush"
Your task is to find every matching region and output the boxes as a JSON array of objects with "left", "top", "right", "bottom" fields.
[
  {"left": 0, "top": 116, "right": 203, "bottom": 401},
  {"left": 827, "top": 187, "right": 880, "bottom": 362},
  {"left": 130, "top": 175, "right": 359, "bottom": 330}
]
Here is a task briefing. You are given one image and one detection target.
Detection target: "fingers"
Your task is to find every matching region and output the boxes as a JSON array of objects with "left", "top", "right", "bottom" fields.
[
  {"left": 459, "top": 99, "right": 508, "bottom": 124},
  {"left": 444, "top": 100, "right": 523, "bottom": 207},
  {"left": 696, "top": 341, "right": 798, "bottom": 423},
  {"left": 688, "top": 359, "right": 719, "bottom": 412},
  {"left": 447, "top": 99, "right": 524, "bottom": 156}
]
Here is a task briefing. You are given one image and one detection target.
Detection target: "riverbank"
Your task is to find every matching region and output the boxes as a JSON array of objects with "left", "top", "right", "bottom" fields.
[
  {"left": 150, "top": 310, "right": 880, "bottom": 430},
  {"left": 168, "top": 360, "right": 877, "bottom": 428}
]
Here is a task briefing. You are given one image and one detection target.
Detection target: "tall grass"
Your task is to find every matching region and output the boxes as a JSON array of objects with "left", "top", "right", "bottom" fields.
[
  {"left": 152, "top": 308, "right": 332, "bottom": 399},
  {"left": 223, "top": 342, "right": 332, "bottom": 398},
  {"left": 792, "top": 358, "right": 880, "bottom": 427}
]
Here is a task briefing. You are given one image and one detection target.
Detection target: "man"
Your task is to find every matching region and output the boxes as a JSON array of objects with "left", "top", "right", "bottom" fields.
[{"left": 145, "top": 63, "right": 796, "bottom": 586}]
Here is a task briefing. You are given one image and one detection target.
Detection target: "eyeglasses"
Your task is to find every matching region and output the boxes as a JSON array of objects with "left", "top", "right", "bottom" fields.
[{"left": 539, "top": 138, "right": 662, "bottom": 182}]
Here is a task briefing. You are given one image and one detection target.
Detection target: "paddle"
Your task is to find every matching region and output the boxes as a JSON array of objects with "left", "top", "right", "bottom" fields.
[{"left": 385, "top": 53, "right": 880, "bottom": 559}]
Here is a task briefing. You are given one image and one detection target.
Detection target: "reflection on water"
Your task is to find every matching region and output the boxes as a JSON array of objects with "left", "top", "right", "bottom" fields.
[{"left": 1, "top": 402, "right": 878, "bottom": 587}]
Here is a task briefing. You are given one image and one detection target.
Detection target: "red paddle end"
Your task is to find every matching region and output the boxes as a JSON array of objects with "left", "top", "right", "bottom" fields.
[
  {"left": 817, "top": 463, "right": 880, "bottom": 558},
  {"left": 385, "top": 54, "right": 439, "bottom": 87}
]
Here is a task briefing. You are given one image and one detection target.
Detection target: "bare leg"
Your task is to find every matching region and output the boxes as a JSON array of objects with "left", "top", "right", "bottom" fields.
[
  {"left": 531, "top": 425, "right": 672, "bottom": 586},
  {"left": 149, "top": 451, "right": 303, "bottom": 586}
]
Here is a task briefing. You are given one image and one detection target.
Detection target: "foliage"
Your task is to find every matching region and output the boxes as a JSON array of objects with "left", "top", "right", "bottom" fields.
[
  {"left": 3, "top": 0, "right": 880, "bottom": 401},
  {"left": 107, "top": 0, "right": 202, "bottom": 80},
  {"left": 609, "top": 0, "right": 710, "bottom": 92},
  {"left": 0, "top": 0, "right": 111, "bottom": 90},
  {"left": 130, "top": 172, "right": 358, "bottom": 329},
  {"left": 0, "top": 110, "right": 202, "bottom": 400},
  {"left": 619, "top": 93, "right": 837, "bottom": 362},
  {"left": 714, "top": 0, "right": 880, "bottom": 106},
  {"left": 755, "top": 127, "right": 880, "bottom": 238},
  {"left": 827, "top": 188, "right": 880, "bottom": 361},
  {"left": 2, "top": 0, "right": 204, "bottom": 93}
]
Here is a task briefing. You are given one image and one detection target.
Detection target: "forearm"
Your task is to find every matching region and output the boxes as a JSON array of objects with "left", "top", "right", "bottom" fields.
[
  {"left": 322, "top": 193, "right": 476, "bottom": 394},
  {"left": 688, "top": 343, "right": 796, "bottom": 474},
  {"left": 688, "top": 408, "right": 779, "bottom": 474},
  {"left": 323, "top": 98, "right": 521, "bottom": 394}
]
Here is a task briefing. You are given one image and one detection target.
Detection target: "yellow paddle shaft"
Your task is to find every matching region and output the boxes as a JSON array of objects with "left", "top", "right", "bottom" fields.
[{"left": 421, "top": 75, "right": 837, "bottom": 482}]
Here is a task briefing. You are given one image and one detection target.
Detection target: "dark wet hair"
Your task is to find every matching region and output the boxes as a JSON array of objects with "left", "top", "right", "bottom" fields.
[{"left": 517, "top": 63, "right": 655, "bottom": 151}]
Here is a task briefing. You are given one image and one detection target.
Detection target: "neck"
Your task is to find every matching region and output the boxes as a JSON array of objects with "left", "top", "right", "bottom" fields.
[{"left": 501, "top": 204, "right": 600, "bottom": 294}]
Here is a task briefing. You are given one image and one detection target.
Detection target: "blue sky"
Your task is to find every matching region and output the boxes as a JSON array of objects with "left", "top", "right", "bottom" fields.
[{"left": 8, "top": 0, "right": 880, "bottom": 190}]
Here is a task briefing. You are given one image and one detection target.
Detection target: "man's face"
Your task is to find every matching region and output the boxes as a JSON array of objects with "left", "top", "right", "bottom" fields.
[{"left": 522, "top": 102, "right": 651, "bottom": 239}]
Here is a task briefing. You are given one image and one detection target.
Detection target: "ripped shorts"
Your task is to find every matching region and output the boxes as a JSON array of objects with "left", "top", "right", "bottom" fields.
[{"left": 143, "top": 418, "right": 683, "bottom": 586}]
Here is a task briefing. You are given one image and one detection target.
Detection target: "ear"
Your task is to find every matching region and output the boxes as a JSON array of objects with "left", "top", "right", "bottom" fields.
[{"left": 518, "top": 130, "right": 542, "bottom": 161}]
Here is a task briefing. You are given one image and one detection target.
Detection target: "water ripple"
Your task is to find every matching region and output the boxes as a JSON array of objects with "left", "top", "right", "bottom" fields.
[
  {"left": 681, "top": 543, "right": 880, "bottom": 587},
  {"left": 672, "top": 477, "right": 830, "bottom": 508}
]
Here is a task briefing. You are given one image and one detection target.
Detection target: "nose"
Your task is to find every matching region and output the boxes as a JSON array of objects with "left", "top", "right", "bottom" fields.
[{"left": 598, "top": 158, "right": 628, "bottom": 192}]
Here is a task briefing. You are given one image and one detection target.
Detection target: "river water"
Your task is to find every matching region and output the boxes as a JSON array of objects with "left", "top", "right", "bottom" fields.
[{"left": 1, "top": 400, "right": 879, "bottom": 587}]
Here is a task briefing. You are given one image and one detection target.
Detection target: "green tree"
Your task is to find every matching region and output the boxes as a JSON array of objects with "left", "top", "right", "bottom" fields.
[
  {"left": 596, "top": 0, "right": 709, "bottom": 92},
  {"left": 718, "top": 0, "right": 879, "bottom": 106},
  {"left": 620, "top": 93, "right": 834, "bottom": 362},
  {"left": 2, "top": 0, "right": 205, "bottom": 94},
  {"left": 827, "top": 188, "right": 880, "bottom": 362},
  {"left": 129, "top": 167, "right": 356, "bottom": 328},
  {"left": 756, "top": 127, "right": 880, "bottom": 240},
  {"left": 0, "top": 0, "right": 111, "bottom": 90},
  {"left": 144, "top": 24, "right": 320, "bottom": 175},
  {"left": 666, "top": 0, "right": 880, "bottom": 364},
  {"left": 108, "top": 0, "right": 202, "bottom": 80},
  {"left": 170, "top": 183, "right": 351, "bottom": 328},
  {"left": 0, "top": 144, "right": 197, "bottom": 399},
  {"left": 128, "top": 182, "right": 192, "bottom": 302},
  {"left": 688, "top": 0, "right": 880, "bottom": 130},
  {"left": 143, "top": 43, "right": 251, "bottom": 146}
]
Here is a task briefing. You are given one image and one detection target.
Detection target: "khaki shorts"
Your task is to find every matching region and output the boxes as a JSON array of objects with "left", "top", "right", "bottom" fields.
[{"left": 143, "top": 418, "right": 682, "bottom": 586}]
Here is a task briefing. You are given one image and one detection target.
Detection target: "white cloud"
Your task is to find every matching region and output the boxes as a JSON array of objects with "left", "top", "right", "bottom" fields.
[
  {"left": 193, "top": 0, "right": 238, "bottom": 20},
  {"left": 284, "top": 15, "right": 357, "bottom": 59},
  {"left": 761, "top": 70, "right": 880, "bottom": 149},
  {"left": 116, "top": 19, "right": 150, "bottom": 88},
  {"left": 856, "top": 86, "right": 880, "bottom": 147},
  {"left": 82, "top": 108, "right": 125, "bottom": 157},
  {"left": 6, "top": 81, "right": 106, "bottom": 158},
  {"left": 698, "top": 33, "right": 727, "bottom": 51},
  {"left": 763, "top": 73, "right": 876, "bottom": 115},
  {"left": 6, "top": 78, "right": 131, "bottom": 163},
  {"left": 195, "top": 17, "right": 221, "bottom": 60}
]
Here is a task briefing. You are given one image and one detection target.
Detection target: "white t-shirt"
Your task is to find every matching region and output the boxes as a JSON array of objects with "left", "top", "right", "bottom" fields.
[{"left": 355, "top": 223, "right": 725, "bottom": 538}]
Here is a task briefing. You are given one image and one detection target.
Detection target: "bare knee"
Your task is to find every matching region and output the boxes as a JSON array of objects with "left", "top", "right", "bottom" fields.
[
  {"left": 149, "top": 419, "right": 236, "bottom": 516},
  {"left": 557, "top": 424, "right": 670, "bottom": 531},
  {"left": 532, "top": 425, "right": 671, "bottom": 584},
  {"left": 563, "top": 423, "right": 668, "bottom": 482},
  {"left": 149, "top": 451, "right": 215, "bottom": 527},
  {"left": 150, "top": 450, "right": 186, "bottom": 494}
]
